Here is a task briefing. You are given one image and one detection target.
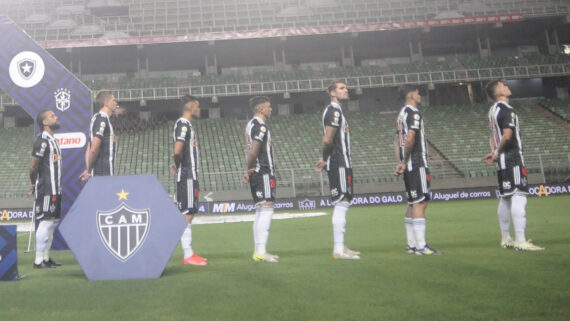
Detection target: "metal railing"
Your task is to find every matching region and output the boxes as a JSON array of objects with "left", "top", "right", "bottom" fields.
[{"left": 4, "top": 63, "right": 567, "bottom": 104}]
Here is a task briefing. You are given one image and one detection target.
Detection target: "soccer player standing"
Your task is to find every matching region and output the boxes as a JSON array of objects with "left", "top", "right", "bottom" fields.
[
  {"left": 485, "top": 80, "right": 544, "bottom": 251},
  {"left": 244, "top": 96, "right": 279, "bottom": 263},
  {"left": 80, "top": 90, "right": 119, "bottom": 181},
  {"left": 315, "top": 81, "right": 360, "bottom": 260},
  {"left": 171, "top": 95, "right": 207, "bottom": 266},
  {"left": 394, "top": 85, "right": 440, "bottom": 256},
  {"left": 29, "top": 110, "right": 63, "bottom": 268}
]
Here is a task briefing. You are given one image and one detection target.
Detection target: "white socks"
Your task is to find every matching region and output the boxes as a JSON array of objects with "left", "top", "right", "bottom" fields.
[
  {"left": 498, "top": 197, "right": 512, "bottom": 240},
  {"left": 44, "top": 219, "right": 58, "bottom": 261},
  {"left": 405, "top": 217, "right": 416, "bottom": 248},
  {"left": 332, "top": 201, "right": 349, "bottom": 254},
  {"left": 511, "top": 194, "right": 527, "bottom": 243},
  {"left": 254, "top": 206, "right": 274, "bottom": 254},
  {"left": 181, "top": 224, "right": 193, "bottom": 258},
  {"left": 412, "top": 218, "right": 426, "bottom": 249},
  {"left": 498, "top": 194, "right": 527, "bottom": 242},
  {"left": 35, "top": 220, "right": 55, "bottom": 265}
]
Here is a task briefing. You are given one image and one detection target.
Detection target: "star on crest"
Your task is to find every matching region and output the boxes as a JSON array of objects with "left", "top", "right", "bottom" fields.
[{"left": 116, "top": 189, "right": 129, "bottom": 201}]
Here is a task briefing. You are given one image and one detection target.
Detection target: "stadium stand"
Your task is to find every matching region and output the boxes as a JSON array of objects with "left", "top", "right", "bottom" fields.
[
  {"left": 0, "top": 0, "right": 568, "bottom": 41},
  {"left": 538, "top": 98, "right": 570, "bottom": 121}
]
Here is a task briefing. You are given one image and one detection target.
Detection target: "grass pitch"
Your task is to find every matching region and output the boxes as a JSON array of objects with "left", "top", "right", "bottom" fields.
[{"left": 1, "top": 196, "right": 569, "bottom": 321}]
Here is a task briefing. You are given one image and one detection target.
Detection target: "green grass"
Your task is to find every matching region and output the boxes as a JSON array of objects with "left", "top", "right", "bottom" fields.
[{"left": 2, "top": 196, "right": 569, "bottom": 321}]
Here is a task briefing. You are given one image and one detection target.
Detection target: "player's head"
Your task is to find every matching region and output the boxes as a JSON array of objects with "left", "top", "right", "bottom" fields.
[
  {"left": 36, "top": 110, "right": 60, "bottom": 131},
  {"left": 95, "top": 90, "right": 118, "bottom": 111},
  {"left": 250, "top": 96, "right": 271, "bottom": 120},
  {"left": 181, "top": 95, "right": 200, "bottom": 119},
  {"left": 399, "top": 85, "right": 421, "bottom": 106},
  {"left": 327, "top": 81, "right": 349, "bottom": 102},
  {"left": 485, "top": 80, "right": 511, "bottom": 101}
]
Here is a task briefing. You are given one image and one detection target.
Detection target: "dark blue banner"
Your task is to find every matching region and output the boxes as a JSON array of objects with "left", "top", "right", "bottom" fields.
[
  {"left": 0, "top": 15, "right": 92, "bottom": 249},
  {"left": 59, "top": 175, "right": 187, "bottom": 281},
  {"left": 0, "top": 225, "right": 19, "bottom": 281}
]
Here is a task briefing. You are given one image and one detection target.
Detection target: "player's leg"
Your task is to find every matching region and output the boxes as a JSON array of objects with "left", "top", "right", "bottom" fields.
[
  {"left": 178, "top": 178, "right": 206, "bottom": 266},
  {"left": 252, "top": 174, "right": 278, "bottom": 262},
  {"left": 34, "top": 195, "right": 54, "bottom": 268},
  {"left": 497, "top": 196, "right": 514, "bottom": 248},
  {"left": 497, "top": 168, "right": 514, "bottom": 248},
  {"left": 511, "top": 192, "right": 544, "bottom": 251},
  {"left": 43, "top": 195, "right": 62, "bottom": 266},
  {"left": 330, "top": 168, "right": 359, "bottom": 260},
  {"left": 410, "top": 168, "right": 440, "bottom": 256},
  {"left": 404, "top": 205, "right": 416, "bottom": 253}
]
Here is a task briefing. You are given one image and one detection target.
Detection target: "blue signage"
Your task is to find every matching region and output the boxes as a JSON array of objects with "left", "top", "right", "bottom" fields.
[{"left": 59, "top": 175, "right": 187, "bottom": 281}]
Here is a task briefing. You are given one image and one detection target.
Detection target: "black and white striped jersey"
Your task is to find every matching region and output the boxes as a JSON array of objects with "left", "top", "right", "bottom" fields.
[
  {"left": 173, "top": 117, "right": 199, "bottom": 180},
  {"left": 397, "top": 105, "right": 429, "bottom": 171},
  {"left": 322, "top": 102, "right": 351, "bottom": 171},
  {"left": 488, "top": 101, "right": 525, "bottom": 169},
  {"left": 89, "top": 111, "right": 115, "bottom": 176},
  {"left": 32, "top": 131, "right": 62, "bottom": 196},
  {"left": 245, "top": 116, "right": 274, "bottom": 176}
]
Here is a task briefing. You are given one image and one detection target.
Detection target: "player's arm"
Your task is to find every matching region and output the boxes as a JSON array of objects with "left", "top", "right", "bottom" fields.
[
  {"left": 28, "top": 157, "right": 40, "bottom": 195},
  {"left": 171, "top": 141, "right": 184, "bottom": 174},
  {"left": 243, "top": 140, "right": 262, "bottom": 183},
  {"left": 486, "top": 110, "right": 515, "bottom": 164},
  {"left": 315, "top": 125, "right": 337, "bottom": 172},
  {"left": 401, "top": 129, "right": 416, "bottom": 165},
  {"left": 393, "top": 133, "right": 404, "bottom": 176},
  {"left": 486, "top": 128, "right": 513, "bottom": 164},
  {"left": 83, "top": 136, "right": 101, "bottom": 174}
]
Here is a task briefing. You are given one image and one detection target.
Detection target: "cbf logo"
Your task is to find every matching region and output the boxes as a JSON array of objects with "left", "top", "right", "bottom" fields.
[
  {"left": 97, "top": 203, "right": 150, "bottom": 262},
  {"left": 54, "top": 88, "right": 71, "bottom": 112},
  {"left": 8, "top": 51, "right": 46, "bottom": 88}
]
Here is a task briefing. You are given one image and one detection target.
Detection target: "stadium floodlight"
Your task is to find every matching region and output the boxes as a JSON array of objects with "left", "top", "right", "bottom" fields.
[
  {"left": 212, "top": 96, "right": 218, "bottom": 103},
  {"left": 428, "top": 83, "right": 435, "bottom": 90},
  {"left": 283, "top": 92, "right": 290, "bottom": 99},
  {"left": 355, "top": 87, "right": 363, "bottom": 96},
  {"left": 140, "top": 99, "right": 146, "bottom": 107}
]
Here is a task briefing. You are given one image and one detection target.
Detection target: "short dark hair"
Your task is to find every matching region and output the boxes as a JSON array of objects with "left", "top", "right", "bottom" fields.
[
  {"left": 485, "top": 80, "right": 503, "bottom": 99},
  {"left": 327, "top": 81, "right": 346, "bottom": 96},
  {"left": 249, "top": 96, "right": 270, "bottom": 112},
  {"left": 398, "top": 85, "right": 419, "bottom": 101},
  {"left": 181, "top": 95, "right": 199, "bottom": 109},
  {"left": 95, "top": 90, "right": 114, "bottom": 109},
  {"left": 36, "top": 110, "right": 50, "bottom": 128}
]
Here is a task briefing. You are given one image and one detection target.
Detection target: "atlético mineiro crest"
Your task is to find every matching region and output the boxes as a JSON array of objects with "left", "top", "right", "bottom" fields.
[
  {"left": 97, "top": 203, "right": 150, "bottom": 262},
  {"left": 17, "top": 58, "right": 35, "bottom": 80},
  {"left": 54, "top": 88, "right": 71, "bottom": 112}
]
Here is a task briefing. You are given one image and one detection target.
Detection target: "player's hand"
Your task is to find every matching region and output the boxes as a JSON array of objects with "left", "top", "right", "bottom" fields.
[
  {"left": 27, "top": 183, "right": 35, "bottom": 196},
  {"left": 243, "top": 172, "right": 250, "bottom": 184},
  {"left": 79, "top": 169, "right": 91, "bottom": 182},
  {"left": 315, "top": 160, "right": 327, "bottom": 172},
  {"left": 485, "top": 152, "right": 497, "bottom": 165},
  {"left": 394, "top": 162, "right": 405, "bottom": 176},
  {"left": 170, "top": 164, "right": 177, "bottom": 175}
]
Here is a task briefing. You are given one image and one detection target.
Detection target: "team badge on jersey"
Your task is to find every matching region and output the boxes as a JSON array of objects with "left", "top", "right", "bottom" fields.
[{"left": 97, "top": 203, "right": 150, "bottom": 262}]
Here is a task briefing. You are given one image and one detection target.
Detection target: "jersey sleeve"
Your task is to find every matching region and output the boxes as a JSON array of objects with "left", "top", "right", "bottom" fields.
[
  {"left": 174, "top": 122, "right": 189, "bottom": 142},
  {"left": 251, "top": 123, "right": 267, "bottom": 143},
  {"left": 406, "top": 109, "right": 422, "bottom": 132},
  {"left": 323, "top": 108, "right": 341, "bottom": 128},
  {"left": 91, "top": 114, "right": 107, "bottom": 139},
  {"left": 32, "top": 137, "right": 47, "bottom": 158},
  {"left": 497, "top": 105, "right": 516, "bottom": 130}
]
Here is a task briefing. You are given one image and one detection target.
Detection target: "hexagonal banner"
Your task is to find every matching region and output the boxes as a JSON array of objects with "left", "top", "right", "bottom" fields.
[{"left": 59, "top": 175, "right": 186, "bottom": 281}]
